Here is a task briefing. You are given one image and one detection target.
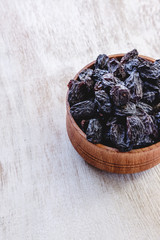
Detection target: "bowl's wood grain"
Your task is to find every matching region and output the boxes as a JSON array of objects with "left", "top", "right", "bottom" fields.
[{"left": 66, "top": 54, "right": 160, "bottom": 174}]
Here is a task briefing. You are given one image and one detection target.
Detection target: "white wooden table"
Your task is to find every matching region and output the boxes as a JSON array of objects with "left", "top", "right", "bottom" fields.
[{"left": 0, "top": 0, "right": 160, "bottom": 239}]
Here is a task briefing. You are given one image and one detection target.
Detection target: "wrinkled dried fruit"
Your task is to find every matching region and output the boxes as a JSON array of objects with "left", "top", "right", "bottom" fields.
[
  {"left": 70, "top": 100, "right": 95, "bottom": 120},
  {"left": 110, "top": 84, "right": 130, "bottom": 106},
  {"left": 138, "top": 60, "right": 160, "bottom": 80},
  {"left": 86, "top": 119, "right": 102, "bottom": 143},
  {"left": 124, "top": 58, "right": 140, "bottom": 75},
  {"left": 78, "top": 69, "right": 93, "bottom": 81},
  {"left": 68, "top": 80, "right": 87, "bottom": 106},
  {"left": 95, "top": 90, "right": 112, "bottom": 116},
  {"left": 92, "top": 69, "right": 108, "bottom": 82},
  {"left": 68, "top": 49, "right": 160, "bottom": 152},
  {"left": 102, "top": 73, "right": 120, "bottom": 90},
  {"left": 108, "top": 58, "right": 120, "bottom": 75},
  {"left": 142, "top": 91, "right": 157, "bottom": 104},
  {"left": 115, "top": 102, "right": 136, "bottom": 116},
  {"left": 120, "top": 49, "right": 138, "bottom": 65},
  {"left": 136, "top": 102, "right": 153, "bottom": 114},
  {"left": 110, "top": 124, "right": 132, "bottom": 152},
  {"left": 124, "top": 71, "right": 143, "bottom": 103},
  {"left": 95, "top": 54, "right": 109, "bottom": 70}
]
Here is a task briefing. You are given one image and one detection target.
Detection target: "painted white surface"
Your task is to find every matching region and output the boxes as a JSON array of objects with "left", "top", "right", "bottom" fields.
[{"left": 0, "top": 0, "right": 160, "bottom": 239}]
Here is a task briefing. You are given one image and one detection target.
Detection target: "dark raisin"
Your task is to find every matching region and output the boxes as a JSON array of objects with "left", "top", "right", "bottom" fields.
[
  {"left": 115, "top": 102, "right": 136, "bottom": 116},
  {"left": 120, "top": 49, "right": 138, "bottom": 65},
  {"left": 95, "top": 54, "right": 109, "bottom": 70},
  {"left": 110, "top": 84, "right": 130, "bottom": 106},
  {"left": 138, "top": 60, "right": 160, "bottom": 81},
  {"left": 108, "top": 58, "right": 120, "bottom": 75},
  {"left": 110, "top": 124, "right": 133, "bottom": 152},
  {"left": 124, "top": 58, "right": 140, "bottom": 75},
  {"left": 136, "top": 102, "right": 153, "bottom": 115},
  {"left": 142, "top": 91, "right": 158, "bottom": 105},
  {"left": 78, "top": 69, "right": 93, "bottom": 81},
  {"left": 95, "top": 90, "right": 112, "bottom": 116},
  {"left": 124, "top": 71, "right": 143, "bottom": 103},
  {"left": 92, "top": 69, "right": 109, "bottom": 82},
  {"left": 68, "top": 81, "right": 88, "bottom": 106},
  {"left": 86, "top": 119, "right": 102, "bottom": 143},
  {"left": 70, "top": 100, "right": 95, "bottom": 120}
]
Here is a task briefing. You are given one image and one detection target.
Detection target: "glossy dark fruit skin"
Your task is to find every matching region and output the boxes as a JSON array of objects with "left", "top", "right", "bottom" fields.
[
  {"left": 68, "top": 80, "right": 88, "bottom": 106},
  {"left": 70, "top": 100, "right": 95, "bottom": 120},
  {"left": 108, "top": 58, "right": 120, "bottom": 75},
  {"left": 92, "top": 69, "right": 108, "bottom": 82},
  {"left": 124, "top": 71, "right": 143, "bottom": 103},
  {"left": 142, "top": 91, "right": 157, "bottom": 105},
  {"left": 102, "top": 73, "right": 121, "bottom": 89},
  {"left": 110, "top": 124, "right": 132, "bottom": 152},
  {"left": 86, "top": 119, "right": 102, "bottom": 143},
  {"left": 136, "top": 102, "right": 153, "bottom": 114},
  {"left": 138, "top": 59, "right": 160, "bottom": 80},
  {"left": 110, "top": 84, "right": 130, "bottom": 106},
  {"left": 127, "top": 115, "right": 145, "bottom": 146},
  {"left": 114, "top": 102, "right": 136, "bottom": 117},
  {"left": 124, "top": 58, "right": 140, "bottom": 75},
  {"left": 120, "top": 49, "right": 138, "bottom": 64},
  {"left": 78, "top": 69, "right": 94, "bottom": 93},
  {"left": 78, "top": 69, "right": 93, "bottom": 81},
  {"left": 95, "top": 90, "right": 111, "bottom": 116},
  {"left": 95, "top": 54, "right": 109, "bottom": 70},
  {"left": 68, "top": 49, "right": 160, "bottom": 152}
]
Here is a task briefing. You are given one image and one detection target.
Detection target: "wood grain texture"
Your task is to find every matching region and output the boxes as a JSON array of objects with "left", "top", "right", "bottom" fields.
[{"left": 0, "top": 0, "right": 160, "bottom": 239}]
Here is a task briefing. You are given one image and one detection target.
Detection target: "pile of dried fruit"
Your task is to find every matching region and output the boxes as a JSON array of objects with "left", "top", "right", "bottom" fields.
[{"left": 67, "top": 49, "right": 160, "bottom": 152}]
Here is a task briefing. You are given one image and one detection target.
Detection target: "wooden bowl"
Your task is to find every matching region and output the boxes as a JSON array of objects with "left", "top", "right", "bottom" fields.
[{"left": 66, "top": 54, "right": 160, "bottom": 174}]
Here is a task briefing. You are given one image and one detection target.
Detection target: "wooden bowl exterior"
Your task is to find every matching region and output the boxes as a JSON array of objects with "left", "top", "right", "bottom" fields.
[{"left": 66, "top": 54, "right": 160, "bottom": 174}]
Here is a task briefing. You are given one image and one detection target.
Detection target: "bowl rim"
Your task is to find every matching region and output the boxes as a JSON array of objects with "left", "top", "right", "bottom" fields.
[{"left": 66, "top": 53, "right": 160, "bottom": 154}]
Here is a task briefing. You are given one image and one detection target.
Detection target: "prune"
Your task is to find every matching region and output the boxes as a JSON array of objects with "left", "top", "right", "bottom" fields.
[
  {"left": 143, "top": 81, "right": 160, "bottom": 92},
  {"left": 142, "top": 91, "right": 157, "bottom": 104},
  {"left": 127, "top": 115, "right": 145, "bottom": 145},
  {"left": 138, "top": 60, "right": 160, "bottom": 80},
  {"left": 68, "top": 80, "right": 87, "bottom": 106},
  {"left": 95, "top": 54, "right": 109, "bottom": 70},
  {"left": 78, "top": 69, "right": 93, "bottom": 81},
  {"left": 78, "top": 69, "right": 94, "bottom": 93},
  {"left": 124, "top": 58, "right": 140, "bottom": 75},
  {"left": 115, "top": 102, "right": 136, "bottom": 116},
  {"left": 102, "top": 73, "right": 121, "bottom": 89},
  {"left": 127, "top": 113, "right": 158, "bottom": 148},
  {"left": 86, "top": 119, "right": 102, "bottom": 143},
  {"left": 116, "top": 64, "right": 127, "bottom": 79},
  {"left": 92, "top": 69, "right": 108, "bottom": 82},
  {"left": 105, "top": 116, "right": 117, "bottom": 127},
  {"left": 138, "top": 112, "right": 157, "bottom": 137},
  {"left": 94, "top": 81, "right": 103, "bottom": 91},
  {"left": 110, "top": 84, "right": 130, "bottom": 106},
  {"left": 124, "top": 71, "right": 143, "bottom": 103},
  {"left": 110, "top": 124, "right": 132, "bottom": 152},
  {"left": 95, "top": 90, "right": 112, "bottom": 116},
  {"left": 120, "top": 49, "right": 138, "bottom": 64},
  {"left": 70, "top": 100, "right": 95, "bottom": 120},
  {"left": 108, "top": 58, "right": 120, "bottom": 75},
  {"left": 136, "top": 102, "right": 153, "bottom": 114}
]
